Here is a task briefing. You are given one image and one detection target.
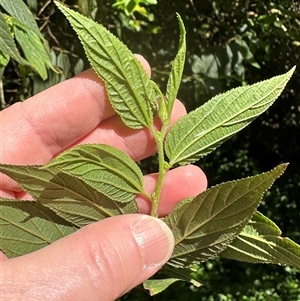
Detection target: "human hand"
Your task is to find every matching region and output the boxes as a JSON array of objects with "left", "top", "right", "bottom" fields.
[{"left": 0, "top": 56, "right": 207, "bottom": 300}]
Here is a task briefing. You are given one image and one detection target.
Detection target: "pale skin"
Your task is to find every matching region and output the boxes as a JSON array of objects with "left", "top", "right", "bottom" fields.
[{"left": 0, "top": 55, "right": 207, "bottom": 301}]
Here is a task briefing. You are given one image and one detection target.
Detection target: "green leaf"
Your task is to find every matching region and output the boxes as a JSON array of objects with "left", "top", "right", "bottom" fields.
[
  {"left": 56, "top": 1, "right": 156, "bottom": 129},
  {"left": 0, "top": 163, "right": 138, "bottom": 227},
  {"left": 0, "top": 12, "right": 25, "bottom": 64},
  {"left": 143, "top": 278, "right": 181, "bottom": 296},
  {"left": 143, "top": 263, "right": 202, "bottom": 295},
  {"left": 165, "top": 68, "right": 295, "bottom": 166},
  {"left": 13, "top": 23, "right": 53, "bottom": 80},
  {"left": 233, "top": 37, "right": 260, "bottom": 69},
  {"left": 161, "top": 264, "right": 202, "bottom": 287},
  {"left": 44, "top": 144, "right": 145, "bottom": 203},
  {"left": 0, "top": 0, "right": 42, "bottom": 38},
  {"left": 164, "top": 13, "right": 186, "bottom": 120},
  {"left": 38, "top": 172, "right": 138, "bottom": 227},
  {"left": 220, "top": 211, "right": 300, "bottom": 269},
  {"left": 164, "top": 164, "right": 287, "bottom": 268},
  {"left": 0, "top": 198, "right": 75, "bottom": 258},
  {"left": 0, "top": 49, "right": 10, "bottom": 68}
]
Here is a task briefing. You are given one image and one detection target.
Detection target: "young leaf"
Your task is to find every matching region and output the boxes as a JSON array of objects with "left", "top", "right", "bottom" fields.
[
  {"left": 164, "top": 13, "right": 186, "bottom": 120},
  {"left": 0, "top": 164, "right": 138, "bottom": 227},
  {"left": 164, "top": 164, "right": 287, "bottom": 268},
  {"left": 165, "top": 67, "right": 295, "bottom": 166},
  {"left": 219, "top": 211, "right": 300, "bottom": 269},
  {"left": 56, "top": 2, "right": 156, "bottom": 129},
  {"left": 44, "top": 144, "right": 146, "bottom": 203},
  {"left": 0, "top": 198, "right": 75, "bottom": 258}
]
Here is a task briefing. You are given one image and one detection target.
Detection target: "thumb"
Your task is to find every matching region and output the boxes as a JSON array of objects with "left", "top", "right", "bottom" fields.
[{"left": 1, "top": 214, "right": 174, "bottom": 301}]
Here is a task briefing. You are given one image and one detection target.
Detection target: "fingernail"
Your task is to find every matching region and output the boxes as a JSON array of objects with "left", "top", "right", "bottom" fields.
[{"left": 132, "top": 216, "right": 174, "bottom": 268}]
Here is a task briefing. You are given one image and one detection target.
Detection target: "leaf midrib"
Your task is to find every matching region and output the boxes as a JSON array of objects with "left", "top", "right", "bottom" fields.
[
  {"left": 3, "top": 166, "right": 126, "bottom": 218},
  {"left": 169, "top": 77, "right": 286, "bottom": 165},
  {"left": 78, "top": 17, "right": 153, "bottom": 127},
  {"left": 59, "top": 153, "right": 143, "bottom": 194},
  {"left": 172, "top": 175, "right": 273, "bottom": 247},
  {"left": 0, "top": 202, "right": 63, "bottom": 243}
]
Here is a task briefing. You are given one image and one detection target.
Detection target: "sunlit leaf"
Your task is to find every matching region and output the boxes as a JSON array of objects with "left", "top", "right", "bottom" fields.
[
  {"left": 165, "top": 68, "right": 295, "bottom": 166},
  {"left": 44, "top": 144, "right": 145, "bottom": 203},
  {"left": 220, "top": 211, "right": 300, "bottom": 269},
  {"left": 56, "top": 1, "right": 156, "bottom": 129},
  {"left": 0, "top": 164, "right": 138, "bottom": 227},
  {"left": 0, "top": 198, "right": 75, "bottom": 258},
  {"left": 164, "top": 164, "right": 287, "bottom": 268}
]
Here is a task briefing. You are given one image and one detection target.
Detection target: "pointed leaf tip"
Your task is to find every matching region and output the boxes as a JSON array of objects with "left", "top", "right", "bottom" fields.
[
  {"left": 220, "top": 210, "right": 300, "bottom": 269},
  {"left": 55, "top": 1, "right": 155, "bottom": 129},
  {"left": 165, "top": 67, "right": 295, "bottom": 166},
  {"left": 165, "top": 164, "right": 287, "bottom": 267}
]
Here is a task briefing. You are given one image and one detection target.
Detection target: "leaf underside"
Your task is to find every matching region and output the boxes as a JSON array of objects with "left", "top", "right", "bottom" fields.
[
  {"left": 165, "top": 164, "right": 287, "bottom": 268},
  {"left": 0, "top": 199, "right": 75, "bottom": 258},
  {"left": 165, "top": 67, "right": 295, "bottom": 166},
  {"left": 220, "top": 211, "right": 300, "bottom": 269},
  {"left": 56, "top": 1, "right": 155, "bottom": 129},
  {"left": 44, "top": 144, "right": 145, "bottom": 203},
  {"left": 0, "top": 5, "right": 299, "bottom": 294},
  {"left": 143, "top": 279, "right": 181, "bottom": 296},
  {"left": 143, "top": 261, "right": 202, "bottom": 296},
  {"left": 0, "top": 163, "right": 138, "bottom": 229}
]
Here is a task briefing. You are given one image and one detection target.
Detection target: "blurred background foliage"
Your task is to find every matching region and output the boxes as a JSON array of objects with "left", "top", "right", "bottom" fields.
[{"left": 1, "top": 0, "right": 300, "bottom": 300}]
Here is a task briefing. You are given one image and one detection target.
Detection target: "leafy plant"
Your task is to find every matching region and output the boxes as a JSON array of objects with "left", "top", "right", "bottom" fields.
[{"left": 0, "top": 2, "right": 299, "bottom": 297}]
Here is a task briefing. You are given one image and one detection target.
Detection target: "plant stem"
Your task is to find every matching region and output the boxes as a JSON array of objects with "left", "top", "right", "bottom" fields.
[
  {"left": 150, "top": 124, "right": 170, "bottom": 217},
  {"left": 148, "top": 85, "right": 172, "bottom": 216}
]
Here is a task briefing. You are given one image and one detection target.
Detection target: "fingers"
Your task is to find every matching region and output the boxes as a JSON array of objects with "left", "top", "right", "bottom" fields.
[
  {"left": 1, "top": 214, "right": 174, "bottom": 301},
  {"left": 0, "top": 55, "right": 151, "bottom": 167},
  {"left": 74, "top": 99, "right": 187, "bottom": 160},
  {"left": 0, "top": 99, "right": 187, "bottom": 194},
  {"left": 137, "top": 164, "right": 208, "bottom": 216},
  {"left": 0, "top": 69, "right": 112, "bottom": 165}
]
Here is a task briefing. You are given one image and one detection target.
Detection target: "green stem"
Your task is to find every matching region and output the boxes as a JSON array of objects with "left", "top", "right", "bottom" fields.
[
  {"left": 148, "top": 83, "right": 173, "bottom": 216},
  {"left": 150, "top": 124, "right": 170, "bottom": 217}
]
